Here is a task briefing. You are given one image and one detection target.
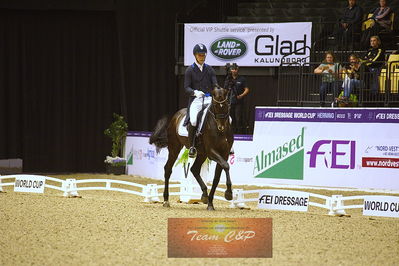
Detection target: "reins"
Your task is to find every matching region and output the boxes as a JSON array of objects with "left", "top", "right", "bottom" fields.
[{"left": 208, "top": 94, "right": 230, "bottom": 131}]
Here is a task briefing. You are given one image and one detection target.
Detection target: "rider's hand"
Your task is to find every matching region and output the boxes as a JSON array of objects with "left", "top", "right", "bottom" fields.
[{"left": 193, "top": 90, "right": 205, "bottom": 98}]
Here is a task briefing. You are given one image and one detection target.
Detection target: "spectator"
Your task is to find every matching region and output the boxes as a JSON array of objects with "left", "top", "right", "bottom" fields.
[
  {"left": 224, "top": 63, "right": 250, "bottom": 134},
  {"left": 314, "top": 51, "right": 342, "bottom": 107},
  {"left": 341, "top": 54, "right": 364, "bottom": 102},
  {"left": 333, "top": 0, "right": 363, "bottom": 50},
  {"left": 361, "top": 35, "right": 385, "bottom": 94},
  {"left": 360, "top": 0, "right": 392, "bottom": 49}
]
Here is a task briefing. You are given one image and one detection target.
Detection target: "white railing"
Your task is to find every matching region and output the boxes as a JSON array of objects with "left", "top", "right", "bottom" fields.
[{"left": 0, "top": 174, "right": 389, "bottom": 216}]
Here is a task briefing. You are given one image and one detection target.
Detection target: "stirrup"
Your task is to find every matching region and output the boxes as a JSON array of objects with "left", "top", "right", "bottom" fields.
[{"left": 188, "top": 146, "right": 197, "bottom": 158}]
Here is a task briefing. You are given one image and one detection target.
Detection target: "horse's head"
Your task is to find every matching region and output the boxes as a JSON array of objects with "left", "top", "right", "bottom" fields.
[{"left": 209, "top": 86, "right": 230, "bottom": 133}]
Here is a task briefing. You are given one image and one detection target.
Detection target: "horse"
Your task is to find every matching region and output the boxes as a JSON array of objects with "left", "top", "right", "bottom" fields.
[{"left": 149, "top": 86, "right": 234, "bottom": 210}]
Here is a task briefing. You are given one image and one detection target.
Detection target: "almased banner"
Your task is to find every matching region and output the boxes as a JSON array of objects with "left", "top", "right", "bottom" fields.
[
  {"left": 253, "top": 107, "right": 399, "bottom": 190},
  {"left": 184, "top": 23, "right": 312, "bottom": 67}
]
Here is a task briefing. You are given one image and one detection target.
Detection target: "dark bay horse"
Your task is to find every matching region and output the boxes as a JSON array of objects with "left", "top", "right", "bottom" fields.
[{"left": 149, "top": 87, "right": 234, "bottom": 210}]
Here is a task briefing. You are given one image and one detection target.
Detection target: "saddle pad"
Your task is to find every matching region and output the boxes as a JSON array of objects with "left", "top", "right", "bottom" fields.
[{"left": 177, "top": 105, "right": 210, "bottom": 137}]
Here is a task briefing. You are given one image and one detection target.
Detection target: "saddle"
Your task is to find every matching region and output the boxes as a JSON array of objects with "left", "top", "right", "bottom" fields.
[{"left": 178, "top": 105, "right": 210, "bottom": 137}]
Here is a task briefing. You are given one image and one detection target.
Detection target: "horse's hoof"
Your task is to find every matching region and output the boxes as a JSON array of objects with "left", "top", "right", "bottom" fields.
[
  {"left": 163, "top": 201, "right": 170, "bottom": 207},
  {"left": 201, "top": 195, "right": 209, "bottom": 204},
  {"left": 207, "top": 206, "right": 215, "bottom": 211},
  {"left": 225, "top": 190, "right": 233, "bottom": 201}
]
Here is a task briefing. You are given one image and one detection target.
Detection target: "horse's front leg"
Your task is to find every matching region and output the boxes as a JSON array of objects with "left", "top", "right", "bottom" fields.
[
  {"left": 190, "top": 154, "right": 208, "bottom": 204},
  {"left": 209, "top": 150, "right": 232, "bottom": 201},
  {"left": 224, "top": 168, "right": 233, "bottom": 201},
  {"left": 209, "top": 150, "right": 233, "bottom": 209},
  {"left": 207, "top": 164, "right": 222, "bottom": 210}
]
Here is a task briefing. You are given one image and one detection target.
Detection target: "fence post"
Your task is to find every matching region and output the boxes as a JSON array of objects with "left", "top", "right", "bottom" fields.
[
  {"left": 62, "top": 179, "right": 80, "bottom": 198},
  {"left": 328, "top": 195, "right": 347, "bottom": 216},
  {"left": 230, "top": 189, "right": 249, "bottom": 209},
  {"left": 144, "top": 184, "right": 160, "bottom": 203}
]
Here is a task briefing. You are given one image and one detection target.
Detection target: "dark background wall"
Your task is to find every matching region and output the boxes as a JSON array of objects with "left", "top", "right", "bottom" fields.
[{"left": 0, "top": 0, "right": 275, "bottom": 173}]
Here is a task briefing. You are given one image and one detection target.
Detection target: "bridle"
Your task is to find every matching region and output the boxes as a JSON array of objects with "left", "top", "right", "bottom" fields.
[{"left": 208, "top": 93, "right": 230, "bottom": 132}]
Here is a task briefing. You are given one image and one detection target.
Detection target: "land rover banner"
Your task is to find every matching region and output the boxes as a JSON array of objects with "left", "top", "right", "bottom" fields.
[{"left": 184, "top": 23, "right": 312, "bottom": 66}]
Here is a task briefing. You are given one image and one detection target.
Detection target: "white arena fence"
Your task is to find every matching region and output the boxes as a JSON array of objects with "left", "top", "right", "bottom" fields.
[{"left": 0, "top": 174, "right": 395, "bottom": 217}]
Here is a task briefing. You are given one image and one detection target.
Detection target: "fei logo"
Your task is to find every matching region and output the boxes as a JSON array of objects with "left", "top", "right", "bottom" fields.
[{"left": 307, "top": 140, "right": 356, "bottom": 169}]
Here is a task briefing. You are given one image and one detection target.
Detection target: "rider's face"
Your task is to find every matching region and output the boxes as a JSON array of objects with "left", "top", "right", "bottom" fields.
[{"left": 195, "top": 53, "right": 206, "bottom": 64}]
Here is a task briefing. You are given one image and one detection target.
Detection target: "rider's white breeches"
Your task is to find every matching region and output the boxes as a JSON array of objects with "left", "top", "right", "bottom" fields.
[{"left": 189, "top": 96, "right": 212, "bottom": 127}]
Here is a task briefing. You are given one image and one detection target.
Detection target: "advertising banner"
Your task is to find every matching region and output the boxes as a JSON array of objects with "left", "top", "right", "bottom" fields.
[
  {"left": 14, "top": 175, "right": 46, "bottom": 193},
  {"left": 258, "top": 189, "right": 309, "bottom": 212},
  {"left": 253, "top": 107, "right": 399, "bottom": 190},
  {"left": 363, "top": 195, "right": 399, "bottom": 218},
  {"left": 126, "top": 107, "right": 399, "bottom": 191},
  {"left": 168, "top": 218, "right": 272, "bottom": 258},
  {"left": 184, "top": 23, "right": 312, "bottom": 66},
  {"left": 125, "top": 132, "right": 253, "bottom": 184}
]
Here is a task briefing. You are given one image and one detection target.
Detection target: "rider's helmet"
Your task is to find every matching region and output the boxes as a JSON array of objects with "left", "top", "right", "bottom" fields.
[{"left": 193, "top": 43, "right": 207, "bottom": 54}]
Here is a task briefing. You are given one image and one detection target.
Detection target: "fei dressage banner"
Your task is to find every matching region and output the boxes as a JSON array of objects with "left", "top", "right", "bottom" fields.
[
  {"left": 253, "top": 107, "right": 399, "bottom": 190},
  {"left": 184, "top": 23, "right": 312, "bottom": 67}
]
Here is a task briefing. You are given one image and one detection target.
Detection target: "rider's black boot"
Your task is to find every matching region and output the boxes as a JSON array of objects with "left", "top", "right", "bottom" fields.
[{"left": 188, "top": 124, "right": 197, "bottom": 158}]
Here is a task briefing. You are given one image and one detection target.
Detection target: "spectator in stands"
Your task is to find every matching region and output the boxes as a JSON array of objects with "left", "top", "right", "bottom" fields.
[
  {"left": 224, "top": 63, "right": 250, "bottom": 134},
  {"left": 361, "top": 35, "right": 385, "bottom": 94},
  {"left": 314, "top": 51, "right": 342, "bottom": 107},
  {"left": 341, "top": 54, "right": 364, "bottom": 101},
  {"left": 360, "top": 0, "right": 392, "bottom": 49},
  {"left": 334, "top": 0, "right": 363, "bottom": 50}
]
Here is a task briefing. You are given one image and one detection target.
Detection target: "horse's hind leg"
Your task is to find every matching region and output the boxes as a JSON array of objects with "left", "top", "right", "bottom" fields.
[
  {"left": 163, "top": 144, "right": 182, "bottom": 207},
  {"left": 190, "top": 154, "right": 208, "bottom": 204}
]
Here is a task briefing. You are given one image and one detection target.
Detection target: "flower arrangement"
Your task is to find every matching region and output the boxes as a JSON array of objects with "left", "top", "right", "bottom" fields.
[{"left": 104, "top": 156, "right": 127, "bottom": 167}]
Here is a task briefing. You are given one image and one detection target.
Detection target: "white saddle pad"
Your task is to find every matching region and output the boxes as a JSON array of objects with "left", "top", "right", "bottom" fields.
[
  {"left": 177, "top": 106, "right": 210, "bottom": 137},
  {"left": 177, "top": 107, "right": 232, "bottom": 137}
]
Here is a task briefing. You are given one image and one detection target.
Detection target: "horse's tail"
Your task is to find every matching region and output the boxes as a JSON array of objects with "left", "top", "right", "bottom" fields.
[{"left": 149, "top": 115, "right": 170, "bottom": 152}]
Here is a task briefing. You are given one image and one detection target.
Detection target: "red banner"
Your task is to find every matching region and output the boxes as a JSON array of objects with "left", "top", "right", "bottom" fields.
[{"left": 362, "top": 157, "right": 399, "bottom": 169}]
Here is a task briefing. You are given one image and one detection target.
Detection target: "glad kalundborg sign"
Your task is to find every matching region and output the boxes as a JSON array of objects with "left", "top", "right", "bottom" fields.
[
  {"left": 184, "top": 23, "right": 312, "bottom": 66},
  {"left": 252, "top": 107, "right": 399, "bottom": 190}
]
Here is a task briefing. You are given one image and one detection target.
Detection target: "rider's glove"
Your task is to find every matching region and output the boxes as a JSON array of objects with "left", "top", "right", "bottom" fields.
[{"left": 193, "top": 90, "right": 205, "bottom": 98}]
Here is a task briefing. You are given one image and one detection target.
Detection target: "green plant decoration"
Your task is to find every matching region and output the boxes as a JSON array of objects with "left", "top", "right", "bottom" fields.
[{"left": 104, "top": 113, "right": 128, "bottom": 158}]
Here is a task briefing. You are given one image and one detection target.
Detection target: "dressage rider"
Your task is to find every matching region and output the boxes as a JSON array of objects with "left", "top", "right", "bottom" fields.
[{"left": 183, "top": 43, "right": 218, "bottom": 158}]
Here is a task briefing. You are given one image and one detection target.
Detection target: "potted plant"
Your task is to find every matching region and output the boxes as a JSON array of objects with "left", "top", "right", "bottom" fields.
[{"left": 104, "top": 113, "right": 128, "bottom": 175}]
